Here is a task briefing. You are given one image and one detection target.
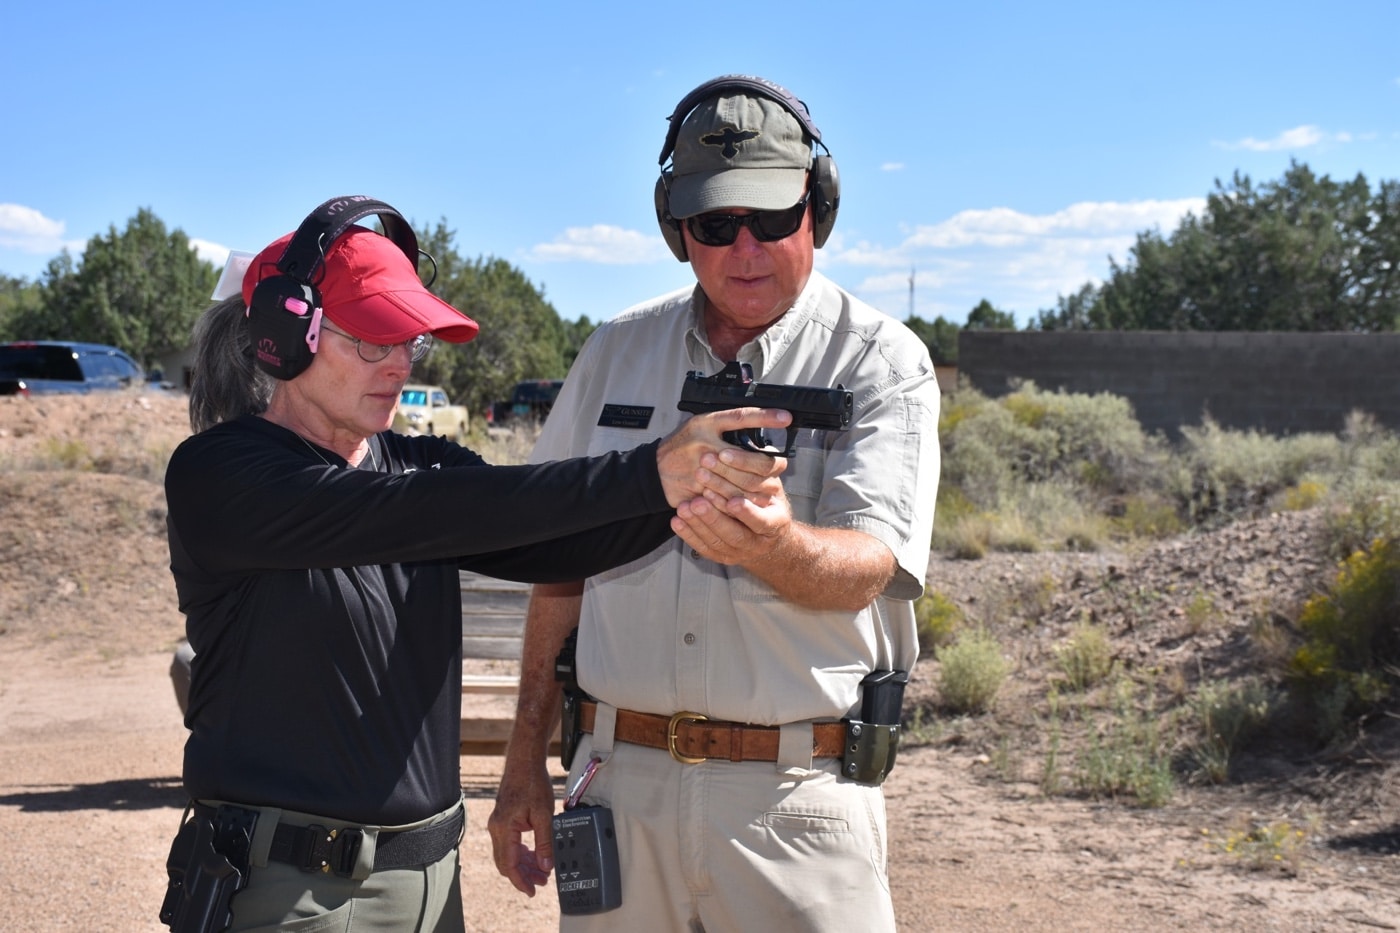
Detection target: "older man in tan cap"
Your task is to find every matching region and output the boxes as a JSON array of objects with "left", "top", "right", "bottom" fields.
[{"left": 490, "top": 77, "right": 942, "bottom": 932}]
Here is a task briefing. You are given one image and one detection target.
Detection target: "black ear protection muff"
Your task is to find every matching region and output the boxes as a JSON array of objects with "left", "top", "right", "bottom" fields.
[
  {"left": 654, "top": 75, "right": 840, "bottom": 262},
  {"left": 246, "top": 195, "right": 421, "bottom": 381}
]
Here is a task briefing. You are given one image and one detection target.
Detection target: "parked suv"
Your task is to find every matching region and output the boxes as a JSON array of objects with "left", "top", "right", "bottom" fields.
[
  {"left": 0, "top": 341, "right": 144, "bottom": 396},
  {"left": 486, "top": 379, "right": 564, "bottom": 427}
]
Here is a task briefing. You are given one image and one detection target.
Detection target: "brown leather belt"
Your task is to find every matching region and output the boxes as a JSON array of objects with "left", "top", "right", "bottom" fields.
[{"left": 578, "top": 700, "right": 846, "bottom": 764}]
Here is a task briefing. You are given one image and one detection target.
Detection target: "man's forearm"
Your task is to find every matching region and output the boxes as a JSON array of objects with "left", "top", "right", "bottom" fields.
[
  {"left": 746, "top": 524, "right": 895, "bottom": 611},
  {"left": 506, "top": 582, "right": 585, "bottom": 760}
]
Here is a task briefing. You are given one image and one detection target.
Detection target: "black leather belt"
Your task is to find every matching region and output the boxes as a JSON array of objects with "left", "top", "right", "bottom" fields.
[{"left": 194, "top": 802, "right": 464, "bottom": 877}]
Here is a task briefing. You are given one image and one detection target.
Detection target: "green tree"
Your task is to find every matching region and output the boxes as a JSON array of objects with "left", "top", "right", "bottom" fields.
[
  {"left": 561, "top": 315, "right": 599, "bottom": 371},
  {"left": 906, "top": 299, "right": 1015, "bottom": 363},
  {"left": 413, "top": 220, "right": 574, "bottom": 415},
  {"left": 904, "top": 313, "right": 961, "bottom": 364},
  {"left": 0, "top": 273, "right": 43, "bottom": 340},
  {"left": 1034, "top": 162, "right": 1400, "bottom": 333},
  {"left": 1034, "top": 283, "right": 1099, "bottom": 331},
  {"left": 31, "top": 208, "right": 216, "bottom": 365},
  {"left": 965, "top": 298, "right": 1017, "bottom": 330}
]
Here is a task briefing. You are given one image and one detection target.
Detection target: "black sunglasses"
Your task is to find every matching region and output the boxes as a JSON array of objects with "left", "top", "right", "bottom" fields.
[{"left": 685, "top": 193, "right": 810, "bottom": 247}]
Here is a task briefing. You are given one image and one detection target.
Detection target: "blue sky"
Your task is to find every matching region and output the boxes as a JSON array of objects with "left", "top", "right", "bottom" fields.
[{"left": 2, "top": 1, "right": 1397, "bottom": 327}]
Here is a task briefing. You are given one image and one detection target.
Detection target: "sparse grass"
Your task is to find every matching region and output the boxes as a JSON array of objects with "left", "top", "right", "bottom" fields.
[
  {"left": 2, "top": 432, "right": 175, "bottom": 481},
  {"left": 961, "top": 574, "right": 1058, "bottom": 633},
  {"left": 989, "top": 733, "right": 1022, "bottom": 782},
  {"left": 1182, "top": 589, "right": 1223, "bottom": 636},
  {"left": 1012, "top": 573, "right": 1058, "bottom": 626},
  {"left": 1053, "top": 622, "right": 1114, "bottom": 691},
  {"left": 1070, "top": 677, "right": 1175, "bottom": 807},
  {"left": 1203, "top": 819, "right": 1312, "bottom": 874},
  {"left": 901, "top": 704, "right": 942, "bottom": 746},
  {"left": 1185, "top": 677, "right": 1277, "bottom": 784},
  {"left": 987, "top": 511, "right": 1041, "bottom": 553},
  {"left": 1057, "top": 512, "right": 1110, "bottom": 552},
  {"left": 913, "top": 590, "right": 961, "bottom": 656},
  {"left": 468, "top": 423, "right": 542, "bottom": 466},
  {"left": 1039, "top": 686, "right": 1065, "bottom": 796},
  {"left": 1111, "top": 493, "right": 1185, "bottom": 540},
  {"left": 937, "top": 513, "right": 992, "bottom": 560},
  {"left": 1247, "top": 609, "right": 1299, "bottom": 675}
]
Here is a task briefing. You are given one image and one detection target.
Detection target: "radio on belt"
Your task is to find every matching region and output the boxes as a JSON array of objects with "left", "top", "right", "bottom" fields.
[{"left": 551, "top": 806, "right": 621, "bottom": 914}]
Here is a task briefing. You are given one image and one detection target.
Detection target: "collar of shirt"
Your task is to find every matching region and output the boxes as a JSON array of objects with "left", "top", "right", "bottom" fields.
[{"left": 683, "top": 273, "right": 827, "bottom": 379}]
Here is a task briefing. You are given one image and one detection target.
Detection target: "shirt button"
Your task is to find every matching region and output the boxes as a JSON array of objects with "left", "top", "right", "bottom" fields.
[{"left": 683, "top": 633, "right": 696, "bottom": 645}]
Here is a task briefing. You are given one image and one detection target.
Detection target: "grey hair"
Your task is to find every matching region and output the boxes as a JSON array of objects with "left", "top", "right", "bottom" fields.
[{"left": 187, "top": 296, "right": 274, "bottom": 433}]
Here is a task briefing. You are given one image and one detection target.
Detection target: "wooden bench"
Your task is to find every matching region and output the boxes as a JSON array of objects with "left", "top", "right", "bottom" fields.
[{"left": 458, "top": 570, "right": 559, "bottom": 756}]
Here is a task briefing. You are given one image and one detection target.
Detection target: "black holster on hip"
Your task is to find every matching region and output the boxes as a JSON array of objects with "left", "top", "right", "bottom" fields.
[
  {"left": 556, "top": 627, "right": 590, "bottom": 771},
  {"left": 841, "top": 669, "right": 909, "bottom": 786},
  {"left": 158, "top": 803, "right": 256, "bottom": 933}
]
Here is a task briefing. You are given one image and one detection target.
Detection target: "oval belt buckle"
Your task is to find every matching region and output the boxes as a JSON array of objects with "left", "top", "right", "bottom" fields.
[{"left": 667, "top": 711, "right": 709, "bottom": 764}]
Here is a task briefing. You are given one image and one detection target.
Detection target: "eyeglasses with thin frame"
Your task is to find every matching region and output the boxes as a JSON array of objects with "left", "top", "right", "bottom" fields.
[
  {"left": 321, "top": 324, "right": 434, "bottom": 363},
  {"left": 685, "top": 193, "right": 810, "bottom": 248}
]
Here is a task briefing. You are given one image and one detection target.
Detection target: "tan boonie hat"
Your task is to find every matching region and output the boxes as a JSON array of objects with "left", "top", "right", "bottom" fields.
[{"left": 667, "top": 92, "right": 813, "bottom": 219}]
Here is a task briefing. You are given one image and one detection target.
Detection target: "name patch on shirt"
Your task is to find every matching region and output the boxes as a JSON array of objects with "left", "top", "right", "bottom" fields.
[{"left": 597, "top": 404, "right": 654, "bottom": 429}]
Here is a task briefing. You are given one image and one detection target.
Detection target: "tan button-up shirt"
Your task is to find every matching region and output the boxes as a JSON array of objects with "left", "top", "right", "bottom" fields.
[{"left": 531, "top": 272, "right": 941, "bottom": 725}]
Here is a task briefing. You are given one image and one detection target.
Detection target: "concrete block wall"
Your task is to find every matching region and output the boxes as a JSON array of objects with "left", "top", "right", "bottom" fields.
[{"left": 958, "top": 331, "right": 1400, "bottom": 438}]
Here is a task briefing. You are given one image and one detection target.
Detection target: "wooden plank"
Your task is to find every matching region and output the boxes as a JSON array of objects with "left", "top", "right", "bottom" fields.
[
  {"left": 462, "top": 674, "right": 521, "bottom": 695},
  {"left": 460, "top": 617, "right": 525, "bottom": 638},
  {"left": 459, "top": 718, "right": 559, "bottom": 757},
  {"left": 460, "top": 591, "right": 531, "bottom": 616},
  {"left": 461, "top": 638, "right": 524, "bottom": 661},
  {"left": 459, "top": 739, "right": 561, "bottom": 756},
  {"left": 458, "top": 570, "right": 531, "bottom": 754}
]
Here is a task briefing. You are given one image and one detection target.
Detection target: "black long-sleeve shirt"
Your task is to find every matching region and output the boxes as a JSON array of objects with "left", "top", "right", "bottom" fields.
[{"left": 166, "top": 416, "right": 672, "bottom": 825}]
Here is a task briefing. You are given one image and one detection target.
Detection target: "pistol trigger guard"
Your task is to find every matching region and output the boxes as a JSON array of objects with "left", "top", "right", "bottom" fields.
[
  {"left": 723, "top": 429, "right": 779, "bottom": 456},
  {"left": 780, "top": 426, "right": 802, "bottom": 458}
]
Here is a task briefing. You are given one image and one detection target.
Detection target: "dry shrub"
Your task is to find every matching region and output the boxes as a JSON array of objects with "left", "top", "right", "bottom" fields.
[
  {"left": 937, "top": 628, "right": 1009, "bottom": 714},
  {"left": 1054, "top": 622, "right": 1114, "bottom": 692}
]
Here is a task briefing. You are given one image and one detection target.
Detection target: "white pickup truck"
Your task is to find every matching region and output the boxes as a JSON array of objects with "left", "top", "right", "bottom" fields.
[{"left": 396, "top": 383, "right": 470, "bottom": 442}]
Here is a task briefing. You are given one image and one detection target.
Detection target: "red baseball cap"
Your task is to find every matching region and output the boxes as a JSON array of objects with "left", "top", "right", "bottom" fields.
[{"left": 243, "top": 226, "right": 479, "bottom": 344}]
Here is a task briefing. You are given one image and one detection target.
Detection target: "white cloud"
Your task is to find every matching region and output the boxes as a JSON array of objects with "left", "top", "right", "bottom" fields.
[
  {"left": 1213, "top": 124, "right": 1331, "bottom": 152},
  {"left": 528, "top": 224, "right": 671, "bottom": 264},
  {"left": 880, "top": 162, "right": 905, "bottom": 172},
  {"left": 897, "top": 198, "right": 1206, "bottom": 252},
  {"left": 190, "top": 238, "right": 231, "bottom": 268},
  {"left": 0, "top": 203, "right": 70, "bottom": 254}
]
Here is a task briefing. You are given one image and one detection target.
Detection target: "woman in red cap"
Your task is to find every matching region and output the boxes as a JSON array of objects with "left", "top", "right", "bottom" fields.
[{"left": 159, "top": 199, "right": 791, "bottom": 933}]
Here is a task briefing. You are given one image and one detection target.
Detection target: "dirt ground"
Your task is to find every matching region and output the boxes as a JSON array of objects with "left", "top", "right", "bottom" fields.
[{"left": 0, "top": 392, "right": 1397, "bottom": 932}]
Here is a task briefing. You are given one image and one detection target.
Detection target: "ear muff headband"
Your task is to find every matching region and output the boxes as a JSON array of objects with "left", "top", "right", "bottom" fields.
[
  {"left": 247, "top": 196, "right": 419, "bottom": 381},
  {"left": 655, "top": 75, "right": 840, "bottom": 261},
  {"left": 657, "top": 75, "right": 825, "bottom": 166}
]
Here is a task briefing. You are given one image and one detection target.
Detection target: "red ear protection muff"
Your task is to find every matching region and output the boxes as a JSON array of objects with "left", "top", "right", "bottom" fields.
[
  {"left": 245, "top": 196, "right": 420, "bottom": 381},
  {"left": 654, "top": 75, "right": 840, "bottom": 262}
]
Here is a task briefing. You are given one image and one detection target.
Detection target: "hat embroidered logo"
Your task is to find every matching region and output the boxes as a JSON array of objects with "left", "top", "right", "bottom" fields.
[{"left": 701, "top": 127, "right": 760, "bottom": 158}]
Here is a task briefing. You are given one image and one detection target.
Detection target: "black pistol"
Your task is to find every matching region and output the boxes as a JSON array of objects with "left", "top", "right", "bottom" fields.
[{"left": 676, "top": 362, "right": 852, "bottom": 456}]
